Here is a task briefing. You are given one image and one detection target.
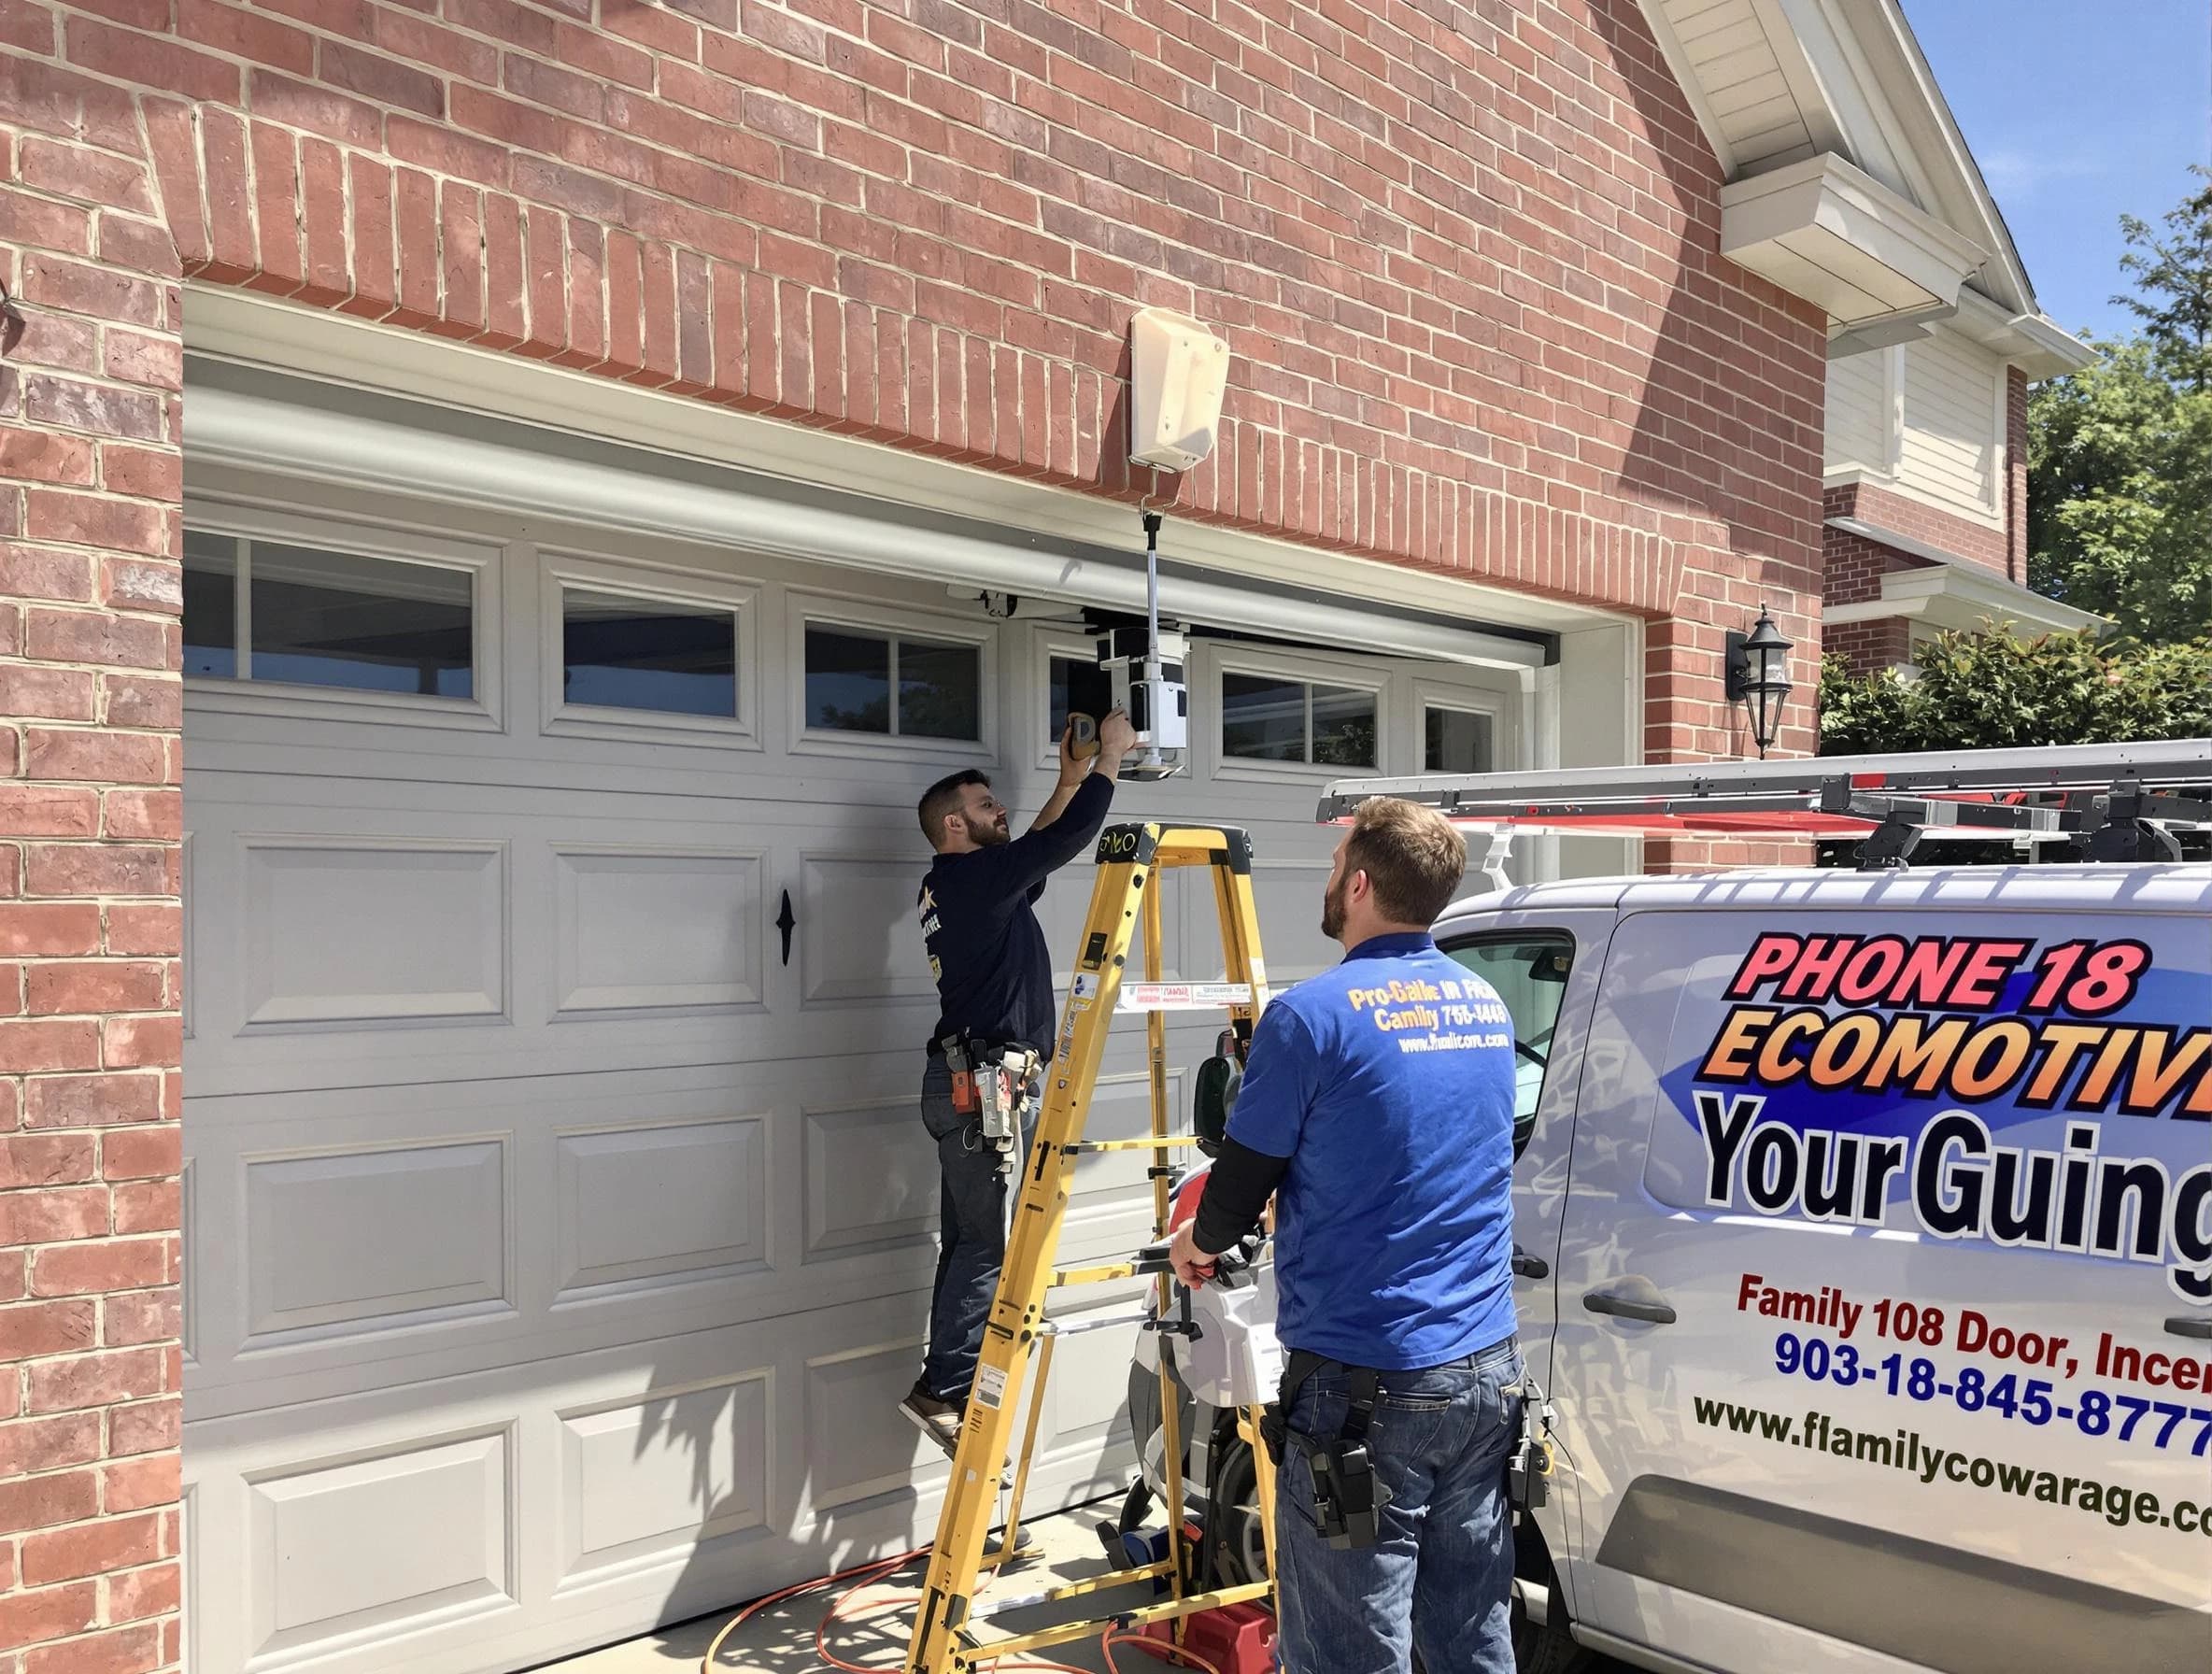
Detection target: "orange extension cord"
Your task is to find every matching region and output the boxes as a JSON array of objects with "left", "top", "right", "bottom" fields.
[{"left": 697, "top": 1541, "right": 1228, "bottom": 1674}]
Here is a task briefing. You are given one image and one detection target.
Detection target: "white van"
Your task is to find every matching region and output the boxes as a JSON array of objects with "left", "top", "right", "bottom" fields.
[{"left": 1341, "top": 745, "right": 2212, "bottom": 1674}]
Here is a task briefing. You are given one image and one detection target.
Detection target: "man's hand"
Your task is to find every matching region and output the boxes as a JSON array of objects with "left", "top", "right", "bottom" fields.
[
  {"left": 1098, "top": 708, "right": 1138, "bottom": 771},
  {"left": 1169, "top": 1219, "right": 1220, "bottom": 1288},
  {"left": 1056, "top": 718, "right": 1090, "bottom": 787}
]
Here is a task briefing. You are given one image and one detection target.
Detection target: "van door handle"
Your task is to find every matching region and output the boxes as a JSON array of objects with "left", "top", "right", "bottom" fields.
[
  {"left": 2166, "top": 1317, "right": 2212, "bottom": 1341},
  {"left": 1511, "top": 1245, "right": 1549, "bottom": 1281},
  {"left": 1583, "top": 1286, "right": 1676, "bottom": 1326}
]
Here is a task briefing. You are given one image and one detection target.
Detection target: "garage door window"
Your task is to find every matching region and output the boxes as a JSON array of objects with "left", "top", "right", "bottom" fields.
[
  {"left": 183, "top": 529, "right": 475, "bottom": 700},
  {"left": 562, "top": 589, "right": 737, "bottom": 717},
  {"left": 1221, "top": 673, "right": 1376, "bottom": 769},
  {"left": 1424, "top": 705, "right": 1495, "bottom": 774},
  {"left": 804, "top": 625, "right": 981, "bottom": 742}
]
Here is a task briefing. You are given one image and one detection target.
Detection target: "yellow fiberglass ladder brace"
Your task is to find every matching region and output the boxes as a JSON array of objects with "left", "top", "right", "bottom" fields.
[{"left": 903, "top": 820, "right": 1282, "bottom": 1674}]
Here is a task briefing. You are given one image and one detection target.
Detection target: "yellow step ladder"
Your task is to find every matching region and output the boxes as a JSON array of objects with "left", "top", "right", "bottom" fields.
[{"left": 903, "top": 821, "right": 1281, "bottom": 1673}]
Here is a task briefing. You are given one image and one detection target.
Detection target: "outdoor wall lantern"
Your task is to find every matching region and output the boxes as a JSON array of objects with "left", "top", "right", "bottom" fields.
[{"left": 1725, "top": 605, "right": 1794, "bottom": 758}]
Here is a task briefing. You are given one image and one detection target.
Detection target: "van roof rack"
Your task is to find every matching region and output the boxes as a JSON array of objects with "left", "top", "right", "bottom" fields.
[{"left": 1316, "top": 739, "right": 2212, "bottom": 871}]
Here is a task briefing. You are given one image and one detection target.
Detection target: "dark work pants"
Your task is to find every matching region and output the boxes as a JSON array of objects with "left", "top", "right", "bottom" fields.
[{"left": 918, "top": 1056, "right": 1038, "bottom": 1402}]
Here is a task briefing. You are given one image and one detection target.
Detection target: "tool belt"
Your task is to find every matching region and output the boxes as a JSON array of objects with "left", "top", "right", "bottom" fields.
[
  {"left": 936, "top": 1032, "right": 1040, "bottom": 1167},
  {"left": 1258, "top": 1349, "right": 1391, "bottom": 1551}
]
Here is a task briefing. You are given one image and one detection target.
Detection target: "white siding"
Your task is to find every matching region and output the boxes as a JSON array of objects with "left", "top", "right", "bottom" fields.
[
  {"left": 1899, "top": 332, "right": 2002, "bottom": 522},
  {"left": 1822, "top": 348, "right": 1889, "bottom": 475}
]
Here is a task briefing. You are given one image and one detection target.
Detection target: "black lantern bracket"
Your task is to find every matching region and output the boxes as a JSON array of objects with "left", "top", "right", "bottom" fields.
[{"left": 1724, "top": 605, "right": 1794, "bottom": 758}]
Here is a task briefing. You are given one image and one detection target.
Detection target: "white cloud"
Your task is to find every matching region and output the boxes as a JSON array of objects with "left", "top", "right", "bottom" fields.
[{"left": 1978, "top": 148, "right": 2107, "bottom": 200}]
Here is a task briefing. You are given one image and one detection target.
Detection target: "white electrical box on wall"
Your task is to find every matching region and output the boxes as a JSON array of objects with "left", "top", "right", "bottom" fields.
[{"left": 1127, "top": 306, "right": 1230, "bottom": 472}]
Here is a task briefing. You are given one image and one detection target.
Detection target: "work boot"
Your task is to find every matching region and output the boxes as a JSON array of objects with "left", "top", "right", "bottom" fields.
[{"left": 900, "top": 1380, "right": 964, "bottom": 1454}]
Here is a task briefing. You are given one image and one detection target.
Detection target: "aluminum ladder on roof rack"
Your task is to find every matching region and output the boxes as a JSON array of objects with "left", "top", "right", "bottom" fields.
[{"left": 1314, "top": 738, "right": 2212, "bottom": 871}]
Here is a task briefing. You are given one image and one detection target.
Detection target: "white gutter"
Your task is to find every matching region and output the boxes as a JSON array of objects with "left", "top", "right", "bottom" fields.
[{"left": 185, "top": 383, "right": 1547, "bottom": 676}]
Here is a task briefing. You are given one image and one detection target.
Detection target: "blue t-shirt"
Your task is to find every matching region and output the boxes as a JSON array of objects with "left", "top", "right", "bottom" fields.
[{"left": 1227, "top": 931, "right": 1518, "bottom": 1370}]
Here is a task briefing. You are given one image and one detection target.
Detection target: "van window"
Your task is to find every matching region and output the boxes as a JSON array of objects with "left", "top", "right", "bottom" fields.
[{"left": 1444, "top": 934, "right": 1575, "bottom": 1160}]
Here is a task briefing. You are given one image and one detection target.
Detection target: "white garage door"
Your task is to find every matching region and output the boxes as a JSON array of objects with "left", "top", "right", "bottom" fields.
[{"left": 177, "top": 466, "right": 1526, "bottom": 1674}]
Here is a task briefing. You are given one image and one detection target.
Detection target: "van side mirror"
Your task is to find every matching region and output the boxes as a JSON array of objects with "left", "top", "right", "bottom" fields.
[{"left": 1192, "top": 1029, "right": 1243, "bottom": 1156}]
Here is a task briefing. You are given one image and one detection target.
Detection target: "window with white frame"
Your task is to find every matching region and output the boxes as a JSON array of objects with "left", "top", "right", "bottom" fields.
[
  {"left": 802, "top": 621, "right": 983, "bottom": 742},
  {"left": 1220, "top": 669, "right": 1377, "bottom": 769},
  {"left": 182, "top": 525, "right": 475, "bottom": 699}
]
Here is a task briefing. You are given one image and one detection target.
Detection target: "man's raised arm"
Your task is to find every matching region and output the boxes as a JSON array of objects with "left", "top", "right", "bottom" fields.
[{"left": 982, "top": 711, "right": 1135, "bottom": 893}]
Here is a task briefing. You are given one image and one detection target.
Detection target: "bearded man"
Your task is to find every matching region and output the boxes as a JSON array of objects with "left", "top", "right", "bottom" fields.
[{"left": 900, "top": 709, "right": 1136, "bottom": 1444}]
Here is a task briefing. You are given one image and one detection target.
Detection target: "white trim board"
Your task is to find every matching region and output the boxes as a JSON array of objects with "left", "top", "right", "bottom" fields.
[
  {"left": 1822, "top": 528, "right": 2106, "bottom": 636},
  {"left": 182, "top": 287, "right": 1619, "bottom": 652}
]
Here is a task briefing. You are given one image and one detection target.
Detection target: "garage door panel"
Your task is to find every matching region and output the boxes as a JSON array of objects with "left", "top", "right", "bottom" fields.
[
  {"left": 187, "top": 787, "right": 939, "bottom": 1095},
  {"left": 551, "top": 1114, "right": 770, "bottom": 1301},
  {"left": 554, "top": 1369, "right": 772, "bottom": 1590},
  {"left": 189, "top": 1053, "right": 1177, "bottom": 1416},
  {"left": 797, "top": 851, "right": 931, "bottom": 1006},
  {"left": 238, "top": 835, "right": 509, "bottom": 1029},
  {"left": 187, "top": 1285, "right": 1130, "bottom": 1674},
  {"left": 799, "top": 1337, "right": 948, "bottom": 1515},
  {"left": 242, "top": 1138, "right": 513, "bottom": 1349},
  {"left": 1042, "top": 1282, "right": 1149, "bottom": 1469},
  {"left": 801, "top": 1095, "right": 937, "bottom": 1266},
  {"left": 549, "top": 846, "right": 766, "bottom": 1017},
  {"left": 243, "top": 1425, "right": 517, "bottom": 1670}
]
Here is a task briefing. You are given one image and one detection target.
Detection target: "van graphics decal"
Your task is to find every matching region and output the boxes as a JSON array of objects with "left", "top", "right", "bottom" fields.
[{"left": 1659, "top": 929, "right": 2212, "bottom": 1302}]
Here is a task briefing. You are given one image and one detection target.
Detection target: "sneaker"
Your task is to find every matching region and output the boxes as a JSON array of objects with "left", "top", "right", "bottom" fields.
[{"left": 900, "top": 1381, "right": 964, "bottom": 1454}]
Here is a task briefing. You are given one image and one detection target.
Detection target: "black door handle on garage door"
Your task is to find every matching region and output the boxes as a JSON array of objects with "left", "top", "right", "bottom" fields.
[
  {"left": 2166, "top": 1317, "right": 2212, "bottom": 1341},
  {"left": 1583, "top": 1284, "right": 1677, "bottom": 1326}
]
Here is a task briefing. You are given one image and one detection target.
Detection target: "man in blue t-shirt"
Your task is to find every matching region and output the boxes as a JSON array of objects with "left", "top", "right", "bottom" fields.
[
  {"left": 1170, "top": 796, "right": 1522, "bottom": 1674},
  {"left": 901, "top": 710, "right": 1136, "bottom": 1447}
]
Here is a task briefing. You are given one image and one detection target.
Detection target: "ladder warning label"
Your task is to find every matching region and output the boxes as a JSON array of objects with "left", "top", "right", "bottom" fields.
[
  {"left": 974, "top": 1365, "right": 1008, "bottom": 1411},
  {"left": 1117, "top": 983, "right": 1255, "bottom": 1012}
]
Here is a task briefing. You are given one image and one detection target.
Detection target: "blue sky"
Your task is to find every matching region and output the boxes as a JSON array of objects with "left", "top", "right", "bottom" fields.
[{"left": 1906, "top": 1, "right": 2208, "bottom": 343}]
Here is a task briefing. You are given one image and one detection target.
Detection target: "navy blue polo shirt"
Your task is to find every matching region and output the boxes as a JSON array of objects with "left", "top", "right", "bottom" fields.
[
  {"left": 1227, "top": 931, "right": 1519, "bottom": 1369},
  {"left": 918, "top": 773, "right": 1113, "bottom": 1056}
]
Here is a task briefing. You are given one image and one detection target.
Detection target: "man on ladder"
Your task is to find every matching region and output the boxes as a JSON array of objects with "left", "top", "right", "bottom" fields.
[
  {"left": 902, "top": 709, "right": 1139, "bottom": 1449},
  {"left": 1170, "top": 797, "right": 1524, "bottom": 1674}
]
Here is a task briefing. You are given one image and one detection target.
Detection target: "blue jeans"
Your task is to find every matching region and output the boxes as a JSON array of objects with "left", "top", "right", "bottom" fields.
[
  {"left": 918, "top": 1057, "right": 1037, "bottom": 1401},
  {"left": 1274, "top": 1340, "right": 1524, "bottom": 1674}
]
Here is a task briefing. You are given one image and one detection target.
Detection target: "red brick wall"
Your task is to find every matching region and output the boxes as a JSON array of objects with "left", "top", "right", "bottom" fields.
[
  {"left": 1825, "top": 479, "right": 2003, "bottom": 575},
  {"left": 0, "top": 4, "right": 1827, "bottom": 1661},
  {"left": 1823, "top": 617, "right": 1910, "bottom": 672},
  {"left": 1822, "top": 502, "right": 1939, "bottom": 674},
  {"left": 8, "top": 0, "right": 1823, "bottom": 645},
  {"left": 0, "top": 85, "right": 191, "bottom": 1674}
]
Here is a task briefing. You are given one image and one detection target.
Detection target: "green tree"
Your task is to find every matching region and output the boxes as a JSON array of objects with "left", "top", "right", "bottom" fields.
[
  {"left": 2029, "top": 169, "right": 2212, "bottom": 643},
  {"left": 2116, "top": 164, "right": 2212, "bottom": 390},
  {"left": 1817, "top": 629, "right": 2212, "bottom": 756}
]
